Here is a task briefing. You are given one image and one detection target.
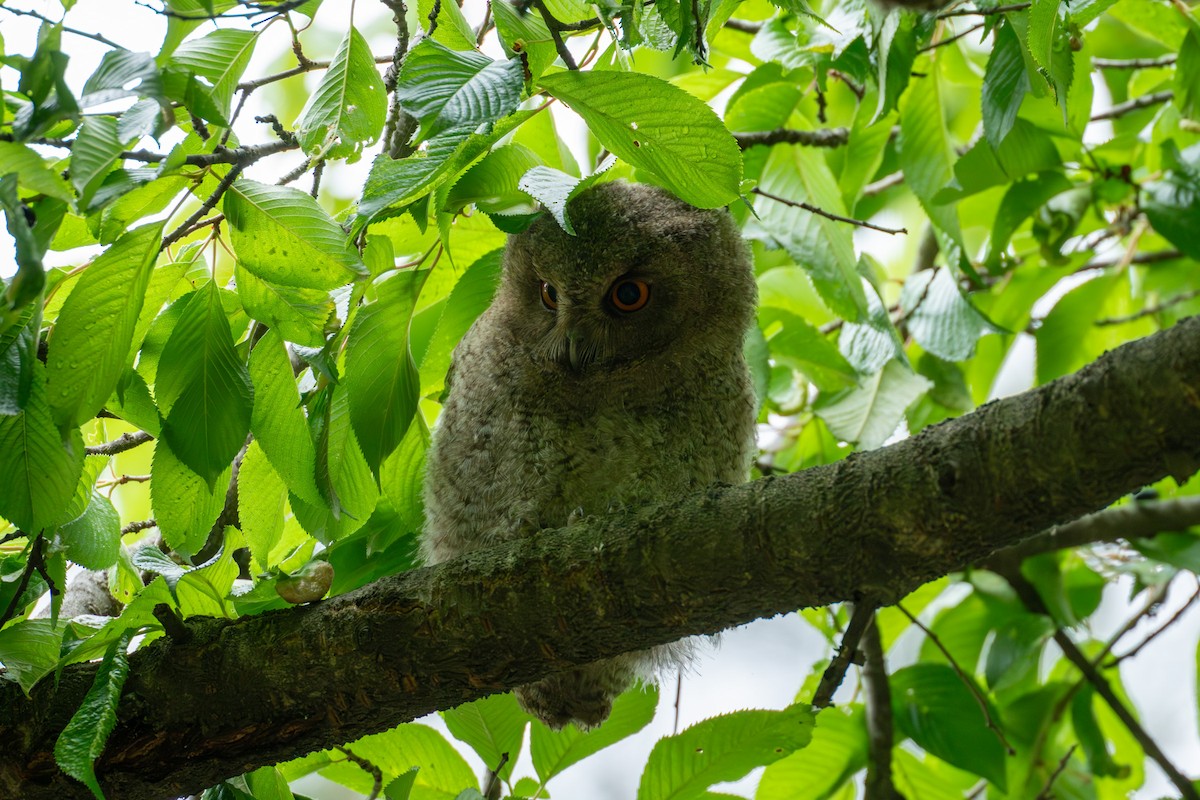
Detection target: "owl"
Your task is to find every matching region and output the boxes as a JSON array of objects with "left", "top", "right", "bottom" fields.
[{"left": 422, "top": 180, "right": 758, "bottom": 729}]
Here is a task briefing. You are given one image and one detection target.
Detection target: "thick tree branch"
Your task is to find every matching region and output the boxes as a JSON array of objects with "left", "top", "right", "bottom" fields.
[{"left": 3, "top": 318, "right": 1200, "bottom": 799}]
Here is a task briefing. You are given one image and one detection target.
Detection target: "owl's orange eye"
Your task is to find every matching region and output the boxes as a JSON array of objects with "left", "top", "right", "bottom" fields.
[
  {"left": 610, "top": 279, "right": 650, "bottom": 312},
  {"left": 540, "top": 281, "right": 558, "bottom": 310}
]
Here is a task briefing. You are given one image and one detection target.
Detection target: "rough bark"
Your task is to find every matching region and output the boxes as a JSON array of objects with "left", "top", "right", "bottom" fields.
[{"left": 3, "top": 317, "right": 1200, "bottom": 800}]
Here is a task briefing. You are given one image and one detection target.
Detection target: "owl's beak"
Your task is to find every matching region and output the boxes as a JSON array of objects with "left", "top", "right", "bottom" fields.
[{"left": 567, "top": 334, "right": 583, "bottom": 372}]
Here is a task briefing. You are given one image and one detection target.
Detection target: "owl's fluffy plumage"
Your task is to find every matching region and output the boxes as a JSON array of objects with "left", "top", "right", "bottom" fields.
[{"left": 422, "top": 181, "right": 757, "bottom": 729}]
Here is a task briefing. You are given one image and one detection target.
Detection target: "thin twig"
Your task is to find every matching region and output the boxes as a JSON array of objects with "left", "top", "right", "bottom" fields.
[
  {"left": 939, "top": 2, "right": 1030, "bottom": 16},
  {"left": 1033, "top": 744, "right": 1077, "bottom": 800},
  {"left": 735, "top": 127, "right": 850, "bottom": 150},
  {"left": 1093, "top": 55, "right": 1177, "bottom": 70},
  {"left": 723, "top": 18, "right": 760, "bottom": 33},
  {"left": 862, "top": 171, "right": 905, "bottom": 197},
  {"left": 532, "top": 0, "right": 579, "bottom": 70},
  {"left": 1109, "top": 582, "right": 1200, "bottom": 665},
  {"left": 1090, "top": 90, "right": 1174, "bottom": 122},
  {"left": 1077, "top": 249, "right": 1183, "bottom": 272},
  {"left": 237, "top": 54, "right": 394, "bottom": 92},
  {"left": 987, "top": 496, "right": 1200, "bottom": 564},
  {"left": 0, "top": 5, "right": 125, "bottom": 49},
  {"left": 812, "top": 602, "right": 874, "bottom": 709},
  {"left": 161, "top": 164, "right": 244, "bottom": 251},
  {"left": 897, "top": 602, "right": 1016, "bottom": 755},
  {"left": 122, "top": 519, "right": 158, "bottom": 535},
  {"left": 1096, "top": 289, "right": 1200, "bottom": 326},
  {"left": 919, "top": 21, "right": 986, "bottom": 53},
  {"left": 121, "top": 138, "right": 298, "bottom": 167},
  {"left": 86, "top": 430, "right": 154, "bottom": 457},
  {"left": 337, "top": 747, "right": 383, "bottom": 800},
  {"left": 752, "top": 187, "right": 908, "bottom": 235},
  {"left": 381, "top": 0, "right": 418, "bottom": 159}
]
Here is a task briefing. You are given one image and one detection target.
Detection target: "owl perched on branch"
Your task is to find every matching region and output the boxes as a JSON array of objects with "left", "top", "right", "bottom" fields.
[{"left": 422, "top": 181, "right": 758, "bottom": 729}]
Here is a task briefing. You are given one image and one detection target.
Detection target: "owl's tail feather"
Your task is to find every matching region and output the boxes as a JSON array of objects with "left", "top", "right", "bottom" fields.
[{"left": 515, "top": 641, "right": 695, "bottom": 730}]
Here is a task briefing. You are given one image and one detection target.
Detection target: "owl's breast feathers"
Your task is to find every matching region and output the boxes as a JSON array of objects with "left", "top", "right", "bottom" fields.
[{"left": 422, "top": 313, "right": 755, "bottom": 564}]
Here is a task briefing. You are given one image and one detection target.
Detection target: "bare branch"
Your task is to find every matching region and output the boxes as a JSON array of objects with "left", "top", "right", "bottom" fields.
[
  {"left": 752, "top": 187, "right": 908, "bottom": 235},
  {"left": 1091, "top": 90, "right": 1175, "bottom": 122},
  {"left": 812, "top": 602, "right": 874, "bottom": 709},
  {"left": 86, "top": 431, "right": 154, "bottom": 457},
  {"left": 0, "top": 5, "right": 124, "bottom": 48},
  {"left": 2, "top": 318, "right": 1200, "bottom": 799},
  {"left": 1094, "top": 55, "right": 1177, "bottom": 70},
  {"left": 532, "top": 0, "right": 579, "bottom": 70},
  {"left": 735, "top": 127, "right": 850, "bottom": 150},
  {"left": 938, "top": 2, "right": 1030, "bottom": 16}
]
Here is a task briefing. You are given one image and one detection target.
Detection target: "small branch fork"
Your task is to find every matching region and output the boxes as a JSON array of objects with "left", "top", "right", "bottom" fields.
[
  {"left": 752, "top": 187, "right": 908, "bottom": 235},
  {"left": 811, "top": 601, "right": 875, "bottom": 709}
]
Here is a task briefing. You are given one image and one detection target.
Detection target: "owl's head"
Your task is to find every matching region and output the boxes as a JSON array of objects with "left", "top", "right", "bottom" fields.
[{"left": 495, "top": 181, "right": 755, "bottom": 375}]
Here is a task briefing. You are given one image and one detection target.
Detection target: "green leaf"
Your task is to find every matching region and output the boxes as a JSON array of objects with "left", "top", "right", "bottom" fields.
[
  {"left": 982, "top": 20, "right": 1029, "bottom": 150},
  {"left": 900, "top": 269, "right": 995, "bottom": 362},
  {"left": 80, "top": 50, "right": 161, "bottom": 108},
  {"left": 53, "top": 632, "right": 132, "bottom": 800},
  {"left": 150, "top": 437, "right": 232, "bottom": 555},
  {"left": 447, "top": 144, "right": 542, "bottom": 215},
  {"left": 492, "top": 0, "right": 557, "bottom": 80},
  {"left": 171, "top": 29, "right": 258, "bottom": 123},
  {"left": 238, "top": 440, "right": 288, "bottom": 571},
  {"left": 412, "top": 249, "right": 502, "bottom": 398},
  {"left": 224, "top": 179, "right": 368, "bottom": 290},
  {"left": 1071, "top": 685, "right": 1125, "bottom": 778},
  {"left": 517, "top": 163, "right": 619, "bottom": 235},
  {"left": 637, "top": 704, "right": 815, "bottom": 799},
  {"left": 47, "top": 223, "right": 163, "bottom": 428},
  {"left": 419, "top": 0, "right": 477, "bottom": 50},
  {"left": 1143, "top": 155, "right": 1200, "bottom": 260},
  {"left": 1177, "top": 27, "right": 1200, "bottom": 120},
  {"left": 443, "top": 693, "right": 531, "bottom": 783},
  {"left": 56, "top": 490, "right": 121, "bottom": 571},
  {"left": 873, "top": 11, "right": 916, "bottom": 123},
  {"left": 395, "top": 39, "right": 525, "bottom": 141},
  {"left": 898, "top": 61, "right": 967, "bottom": 276},
  {"left": 157, "top": 283, "right": 253, "bottom": 489},
  {"left": 96, "top": 175, "right": 187, "bottom": 245},
  {"left": 1027, "top": 0, "right": 1062, "bottom": 75},
  {"left": 0, "top": 141, "right": 73, "bottom": 201},
  {"left": 247, "top": 329, "right": 322, "bottom": 506},
  {"left": 235, "top": 263, "right": 333, "bottom": 348},
  {"left": 755, "top": 707, "right": 867, "bottom": 800},
  {"left": 0, "top": 618, "right": 62, "bottom": 695},
  {"left": 983, "top": 614, "right": 1053, "bottom": 692},
  {"left": 356, "top": 110, "right": 535, "bottom": 222},
  {"left": 344, "top": 268, "right": 428, "bottom": 474},
  {"left": 754, "top": 146, "right": 867, "bottom": 320},
  {"left": 176, "top": 526, "right": 242, "bottom": 617},
  {"left": 70, "top": 116, "right": 123, "bottom": 208},
  {"left": 891, "top": 664, "right": 1008, "bottom": 790},
  {"left": 538, "top": 70, "right": 742, "bottom": 208},
  {"left": 0, "top": 359, "right": 85, "bottom": 532},
  {"left": 531, "top": 685, "right": 659, "bottom": 782},
  {"left": 379, "top": 417, "right": 429, "bottom": 534},
  {"left": 815, "top": 359, "right": 931, "bottom": 449},
  {"left": 282, "top": 724, "right": 478, "bottom": 796},
  {"left": 984, "top": 171, "right": 1073, "bottom": 270},
  {"left": 295, "top": 26, "right": 386, "bottom": 161},
  {"left": 758, "top": 308, "right": 857, "bottom": 391},
  {"left": 293, "top": 384, "right": 379, "bottom": 543}
]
